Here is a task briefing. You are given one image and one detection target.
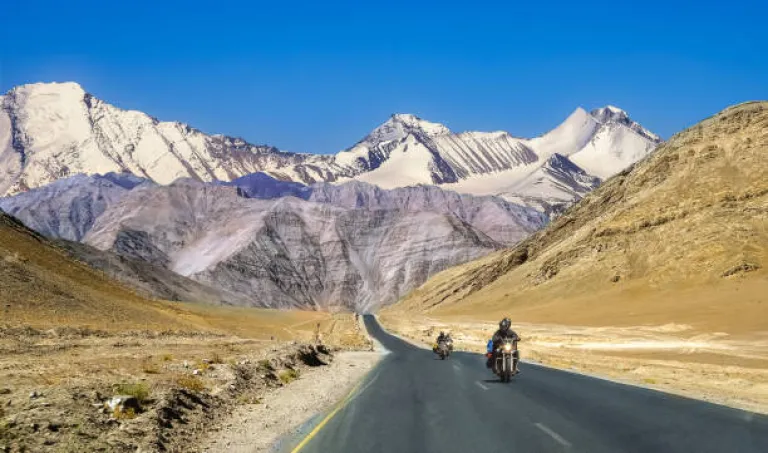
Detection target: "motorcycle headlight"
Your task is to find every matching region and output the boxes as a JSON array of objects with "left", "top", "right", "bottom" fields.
[{"left": 503, "top": 344, "right": 512, "bottom": 351}]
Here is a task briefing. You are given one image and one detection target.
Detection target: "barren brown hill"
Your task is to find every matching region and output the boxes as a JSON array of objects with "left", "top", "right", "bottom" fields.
[
  {"left": 0, "top": 211, "right": 194, "bottom": 330},
  {"left": 386, "top": 101, "right": 768, "bottom": 333}
]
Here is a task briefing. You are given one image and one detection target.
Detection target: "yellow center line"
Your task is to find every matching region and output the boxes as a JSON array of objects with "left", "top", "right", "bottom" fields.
[{"left": 290, "top": 368, "right": 381, "bottom": 453}]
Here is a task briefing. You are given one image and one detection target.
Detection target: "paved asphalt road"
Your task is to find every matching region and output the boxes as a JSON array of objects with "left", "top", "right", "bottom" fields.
[{"left": 293, "top": 315, "right": 768, "bottom": 453}]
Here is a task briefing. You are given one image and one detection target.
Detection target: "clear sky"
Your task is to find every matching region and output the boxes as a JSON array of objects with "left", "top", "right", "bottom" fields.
[{"left": 2, "top": 0, "right": 766, "bottom": 154}]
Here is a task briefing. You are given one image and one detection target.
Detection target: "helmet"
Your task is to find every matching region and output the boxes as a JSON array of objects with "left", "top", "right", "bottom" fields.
[
  {"left": 499, "top": 318, "right": 511, "bottom": 331},
  {"left": 440, "top": 331, "right": 445, "bottom": 336}
]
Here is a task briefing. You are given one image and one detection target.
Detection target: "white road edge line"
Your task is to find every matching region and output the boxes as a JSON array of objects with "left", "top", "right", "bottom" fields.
[
  {"left": 535, "top": 422, "right": 572, "bottom": 448},
  {"left": 475, "top": 381, "right": 489, "bottom": 391}
]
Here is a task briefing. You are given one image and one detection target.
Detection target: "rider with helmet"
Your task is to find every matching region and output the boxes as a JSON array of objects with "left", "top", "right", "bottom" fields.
[{"left": 486, "top": 317, "right": 520, "bottom": 370}]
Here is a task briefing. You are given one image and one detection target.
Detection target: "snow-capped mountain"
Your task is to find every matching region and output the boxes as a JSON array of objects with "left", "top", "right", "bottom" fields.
[
  {"left": 0, "top": 82, "right": 346, "bottom": 195},
  {"left": 0, "top": 82, "right": 662, "bottom": 213},
  {"left": 534, "top": 106, "right": 662, "bottom": 179},
  {"left": 337, "top": 115, "right": 539, "bottom": 188}
]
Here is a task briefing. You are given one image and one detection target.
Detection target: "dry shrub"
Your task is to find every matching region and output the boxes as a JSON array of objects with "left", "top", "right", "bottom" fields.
[
  {"left": 209, "top": 352, "right": 223, "bottom": 364},
  {"left": 114, "top": 382, "right": 151, "bottom": 403},
  {"left": 177, "top": 376, "right": 206, "bottom": 392},
  {"left": 113, "top": 407, "right": 137, "bottom": 420},
  {"left": 278, "top": 369, "right": 299, "bottom": 384},
  {"left": 142, "top": 359, "right": 161, "bottom": 374}
]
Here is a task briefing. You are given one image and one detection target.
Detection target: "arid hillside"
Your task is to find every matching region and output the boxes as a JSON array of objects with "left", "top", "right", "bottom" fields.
[
  {"left": 1, "top": 210, "right": 373, "bottom": 452},
  {"left": 388, "top": 101, "right": 768, "bottom": 332},
  {"left": 1, "top": 211, "right": 190, "bottom": 331}
]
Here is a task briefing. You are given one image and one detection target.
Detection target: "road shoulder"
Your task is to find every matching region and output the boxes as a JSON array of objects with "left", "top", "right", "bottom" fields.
[{"left": 202, "top": 350, "right": 381, "bottom": 453}]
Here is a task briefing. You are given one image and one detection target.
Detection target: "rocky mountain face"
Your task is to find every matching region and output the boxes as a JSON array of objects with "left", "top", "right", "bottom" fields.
[
  {"left": 55, "top": 239, "right": 247, "bottom": 305},
  {"left": 77, "top": 179, "right": 538, "bottom": 311},
  {"left": 1, "top": 82, "right": 661, "bottom": 214},
  {"left": 224, "top": 174, "right": 546, "bottom": 244},
  {"left": 0, "top": 172, "right": 150, "bottom": 241},
  {"left": 1, "top": 170, "right": 544, "bottom": 309},
  {"left": 387, "top": 102, "right": 768, "bottom": 331}
]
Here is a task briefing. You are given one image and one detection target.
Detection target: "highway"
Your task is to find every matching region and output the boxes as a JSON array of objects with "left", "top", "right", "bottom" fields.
[{"left": 290, "top": 315, "right": 768, "bottom": 452}]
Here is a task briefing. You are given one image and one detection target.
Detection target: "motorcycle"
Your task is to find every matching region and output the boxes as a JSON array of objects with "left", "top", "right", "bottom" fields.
[
  {"left": 433, "top": 340, "right": 450, "bottom": 360},
  {"left": 491, "top": 338, "right": 519, "bottom": 382}
]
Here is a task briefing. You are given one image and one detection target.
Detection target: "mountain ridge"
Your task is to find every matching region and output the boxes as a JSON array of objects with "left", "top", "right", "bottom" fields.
[{"left": 1, "top": 82, "right": 662, "bottom": 214}]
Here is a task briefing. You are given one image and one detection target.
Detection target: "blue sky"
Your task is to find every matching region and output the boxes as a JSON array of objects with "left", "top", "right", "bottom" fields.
[{"left": 2, "top": 0, "right": 766, "bottom": 154}]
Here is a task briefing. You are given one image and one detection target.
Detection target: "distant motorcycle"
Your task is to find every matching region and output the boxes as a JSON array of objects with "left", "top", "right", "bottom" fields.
[
  {"left": 492, "top": 338, "right": 519, "bottom": 382},
  {"left": 434, "top": 340, "right": 450, "bottom": 360}
]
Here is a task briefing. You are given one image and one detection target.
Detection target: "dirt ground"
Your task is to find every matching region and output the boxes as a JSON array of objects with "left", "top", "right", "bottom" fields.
[
  {"left": 379, "top": 314, "right": 768, "bottom": 415},
  {"left": 0, "top": 313, "right": 370, "bottom": 452},
  {"left": 202, "top": 350, "right": 380, "bottom": 453}
]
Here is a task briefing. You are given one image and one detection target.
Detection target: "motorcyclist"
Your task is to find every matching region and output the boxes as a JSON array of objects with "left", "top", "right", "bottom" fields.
[
  {"left": 443, "top": 332, "right": 453, "bottom": 350},
  {"left": 486, "top": 318, "right": 520, "bottom": 370},
  {"left": 434, "top": 331, "right": 450, "bottom": 355}
]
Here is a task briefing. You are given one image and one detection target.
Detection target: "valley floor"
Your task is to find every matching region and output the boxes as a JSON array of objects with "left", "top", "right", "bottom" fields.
[{"left": 379, "top": 315, "right": 768, "bottom": 415}]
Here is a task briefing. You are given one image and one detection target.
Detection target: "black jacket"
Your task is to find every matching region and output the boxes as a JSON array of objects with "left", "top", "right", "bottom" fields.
[{"left": 491, "top": 329, "right": 520, "bottom": 349}]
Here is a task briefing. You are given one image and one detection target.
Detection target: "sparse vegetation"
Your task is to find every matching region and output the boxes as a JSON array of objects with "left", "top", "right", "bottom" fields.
[
  {"left": 177, "top": 375, "right": 206, "bottom": 392},
  {"left": 237, "top": 394, "right": 262, "bottom": 405},
  {"left": 112, "top": 407, "right": 137, "bottom": 420},
  {"left": 209, "top": 352, "right": 224, "bottom": 364},
  {"left": 279, "top": 369, "right": 300, "bottom": 384},
  {"left": 259, "top": 359, "right": 275, "bottom": 371},
  {"left": 142, "top": 358, "right": 161, "bottom": 374},
  {"left": 114, "top": 382, "right": 151, "bottom": 403}
]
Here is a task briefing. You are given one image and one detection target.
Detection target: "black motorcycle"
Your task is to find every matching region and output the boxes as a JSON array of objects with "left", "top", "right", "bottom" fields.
[{"left": 493, "top": 338, "right": 519, "bottom": 382}]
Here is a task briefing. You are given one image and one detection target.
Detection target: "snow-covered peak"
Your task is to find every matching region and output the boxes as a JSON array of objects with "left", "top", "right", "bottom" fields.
[
  {"left": 590, "top": 105, "right": 662, "bottom": 143},
  {"left": 525, "top": 107, "right": 601, "bottom": 158},
  {"left": 346, "top": 113, "right": 450, "bottom": 151},
  {"left": 390, "top": 113, "right": 450, "bottom": 137},
  {"left": 3, "top": 82, "right": 89, "bottom": 124},
  {"left": 9, "top": 81, "right": 86, "bottom": 97},
  {"left": 590, "top": 105, "right": 629, "bottom": 124}
]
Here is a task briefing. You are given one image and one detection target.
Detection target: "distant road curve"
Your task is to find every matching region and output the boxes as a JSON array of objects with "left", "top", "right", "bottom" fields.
[{"left": 289, "top": 315, "right": 768, "bottom": 453}]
